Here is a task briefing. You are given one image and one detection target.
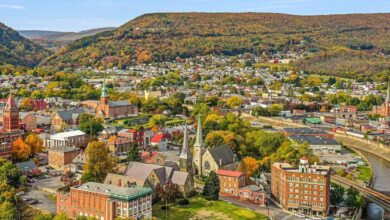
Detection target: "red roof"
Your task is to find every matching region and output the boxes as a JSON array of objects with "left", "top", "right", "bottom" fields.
[
  {"left": 140, "top": 151, "right": 159, "bottom": 163},
  {"left": 151, "top": 133, "right": 165, "bottom": 143},
  {"left": 217, "top": 169, "right": 244, "bottom": 178}
]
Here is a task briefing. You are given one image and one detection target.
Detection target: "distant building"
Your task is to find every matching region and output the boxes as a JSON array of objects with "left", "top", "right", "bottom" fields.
[
  {"left": 51, "top": 108, "right": 84, "bottom": 131},
  {"left": 271, "top": 158, "right": 330, "bottom": 216},
  {"left": 282, "top": 127, "right": 334, "bottom": 139},
  {"left": 144, "top": 90, "right": 162, "bottom": 100},
  {"left": 289, "top": 135, "right": 342, "bottom": 155},
  {"left": 56, "top": 182, "right": 153, "bottom": 220},
  {"left": 95, "top": 77, "right": 137, "bottom": 120}
]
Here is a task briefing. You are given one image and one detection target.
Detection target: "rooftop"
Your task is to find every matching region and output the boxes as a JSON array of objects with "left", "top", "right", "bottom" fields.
[
  {"left": 50, "top": 130, "right": 86, "bottom": 140},
  {"left": 217, "top": 169, "right": 244, "bottom": 178}
]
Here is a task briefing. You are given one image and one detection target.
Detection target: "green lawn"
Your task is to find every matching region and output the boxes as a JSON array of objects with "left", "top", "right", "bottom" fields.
[
  {"left": 153, "top": 196, "right": 268, "bottom": 220},
  {"left": 357, "top": 165, "right": 372, "bottom": 182}
]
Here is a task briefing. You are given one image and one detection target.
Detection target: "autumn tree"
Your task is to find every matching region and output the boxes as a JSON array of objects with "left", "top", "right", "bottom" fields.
[
  {"left": 78, "top": 113, "right": 104, "bottom": 136},
  {"left": 82, "top": 141, "right": 112, "bottom": 183},
  {"left": 238, "top": 157, "right": 259, "bottom": 184},
  {"left": 19, "top": 98, "right": 34, "bottom": 111},
  {"left": 148, "top": 114, "right": 168, "bottom": 132},
  {"left": 11, "top": 137, "right": 31, "bottom": 160},
  {"left": 226, "top": 96, "right": 243, "bottom": 109},
  {"left": 25, "top": 133, "right": 43, "bottom": 154}
]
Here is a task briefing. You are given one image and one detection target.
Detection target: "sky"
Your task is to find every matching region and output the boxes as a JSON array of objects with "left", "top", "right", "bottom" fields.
[{"left": 0, "top": 0, "right": 389, "bottom": 32}]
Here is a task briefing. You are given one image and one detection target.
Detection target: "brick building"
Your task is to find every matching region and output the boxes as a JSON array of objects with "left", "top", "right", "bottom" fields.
[
  {"left": 48, "top": 146, "right": 81, "bottom": 170},
  {"left": 51, "top": 108, "right": 84, "bottom": 131},
  {"left": 57, "top": 182, "right": 153, "bottom": 220},
  {"left": 372, "top": 83, "right": 390, "bottom": 117},
  {"left": 217, "top": 169, "right": 245, "bottom": 196},
  {"left": 0, "top": 94, "right": 23, "bottom": 159},
  {"left": 271, "top": 157, "right": 330, "bottom": 217}
]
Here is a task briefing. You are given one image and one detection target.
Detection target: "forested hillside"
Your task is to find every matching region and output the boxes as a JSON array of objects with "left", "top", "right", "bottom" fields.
[{"left": 0, "top": 22, "right": 50, "bottom": 67}]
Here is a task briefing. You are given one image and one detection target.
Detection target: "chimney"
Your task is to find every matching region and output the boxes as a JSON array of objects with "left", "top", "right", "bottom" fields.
[{"left": 219, "top": 159, "right": 222, "bottom": 167}]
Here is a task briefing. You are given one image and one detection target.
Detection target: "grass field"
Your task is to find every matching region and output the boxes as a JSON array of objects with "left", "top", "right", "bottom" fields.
[
  {"left": 153, "top": 196, "right": 268, "bottom": 220},
  {"left": 357, "top": 165, "right": 372, "bottom": 182}
]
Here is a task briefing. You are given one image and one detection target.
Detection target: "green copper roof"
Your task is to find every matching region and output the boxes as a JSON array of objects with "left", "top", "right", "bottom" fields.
[
  {"left": 194, "top": 114, "right": 205, "bottom": 147},
  {"left": 101, "top": 76, "right": 108, "bottom": 97}
]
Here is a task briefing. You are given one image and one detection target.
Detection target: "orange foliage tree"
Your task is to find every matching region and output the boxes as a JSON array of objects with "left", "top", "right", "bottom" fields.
[
  {"left": 238, "top": 157, "right": 259, "bottom": 184},
  {"left": 11, "top": 137, "right": 31, "bottom": 160},
  {"left": 25, "top": 133, "right": 43, "bottom": 154}
]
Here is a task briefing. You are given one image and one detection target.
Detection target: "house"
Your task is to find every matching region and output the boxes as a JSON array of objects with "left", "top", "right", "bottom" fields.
[
  {"left": 48, "top": 146, "right": 81, "bottom": 170},
  {"left": 238, "top": 185, "right": 266, "bottom": 206},
  {"left": 16, "top": 160, "right": 41, "bottom": 176},
  {"left": 150, "top": 133, "right": 169, "bottom": 150},
  {"left": 107, "top": 138, "right": 132, "bottom": 156},
  {"left": 105, "top": 162, "right": 193, "bottom": 197},
  {"left": 56, "top": 182, "right": 153, "bottom": 220},
  {"left": 19, "top": 112, "right": 37, "bottom": 131},
  {"left": 51, "top": 108, "right": 84, "bottom": 130}
]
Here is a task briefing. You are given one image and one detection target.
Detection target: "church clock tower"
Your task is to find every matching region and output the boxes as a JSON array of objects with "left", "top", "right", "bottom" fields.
[{"left": 3, "top": 94, "right": 19, "bottom": 131}]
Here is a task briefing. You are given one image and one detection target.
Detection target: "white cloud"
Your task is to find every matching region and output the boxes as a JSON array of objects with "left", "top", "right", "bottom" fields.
[{"left": 0, "top": 3, "right": 25, "bottom": 10}]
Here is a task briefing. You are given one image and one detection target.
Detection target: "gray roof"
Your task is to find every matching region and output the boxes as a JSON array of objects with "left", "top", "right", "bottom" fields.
[
  {"left": 208, "top": 145, "right": 236, "bottom": 166},
  {"left": 16, "top": 160, "right": 37, "bottom": 172},
  {"left": 289, "top": 135, "right": 340, "bottom": 145},
  {"left": 56, "top": 108, "right": 84, "bottom": 120},
  {"left": 124, "top": 162, "right": 173, "bottom": 185},
  {"left": 171, "top": 171, "right": 189, "bottom": 185},
  {"left": 109, "top": 101, "right": 131, "bottom": 107},
  {"left": 239, "top": 184, "right": 263, "bottom": 192},
  {"left": 75, "top": 182, "right": 152, "bottom": 200},
  {"left": 283, "top": 127, "right": 329, "bottom": 135}
]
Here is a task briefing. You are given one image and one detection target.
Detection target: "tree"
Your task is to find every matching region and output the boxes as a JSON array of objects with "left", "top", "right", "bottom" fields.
[
  {"left": 78, "top": 114, "right": 104, "bottom": 136},
  {"left": 25, "top": 133, "right": 43, "bottom": 154},
  {"left": 0, "top": 201, "right": 18, "bottom": 220},
  {"left": 11, "top": 137, "right": 31, "bottom": 160},
  {"left": 148, "top": 114, "right": 168, "bottom": 132},
  {"left": 127, "top": 143, "right": 140, "bottom": 162},
  {"left": 203, "top": 171, "right": 220, "bottom": 200},
  {"left": 330, "top": 183, "right": 345, "bottom": 206},
  {"left": 19, "top": 98, "right": 34, "bottom": 111},
  {"left": 53, "top": 213, "right": 71, "bottom": 220},
  {"left": 345, "top": 187, "right": 364, "bottom": 209},
  {"left": 268, "top": 104, "right": 283, "bottom": 116},
  {"left": 238, "top": 157, "right": 259, "bottom": 184},
  {"left": 82, "top": 141, "right": 112, "bottom": 183},
  {"left": 226, "top": 96, "right": 243, "bottom": 109}
]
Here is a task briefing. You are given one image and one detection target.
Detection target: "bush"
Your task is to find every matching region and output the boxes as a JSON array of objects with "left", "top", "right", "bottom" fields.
[
  {"left": 161, "top": 205, "right": 169, "bottom": 210},
  {"left": 177, "top": 198, "right": 189, "bottom": 205}
]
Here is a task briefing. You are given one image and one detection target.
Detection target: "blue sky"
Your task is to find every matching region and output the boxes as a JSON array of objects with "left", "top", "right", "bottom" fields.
[{"left": 0, "top": 0, "right": 389, "bottom": 32}]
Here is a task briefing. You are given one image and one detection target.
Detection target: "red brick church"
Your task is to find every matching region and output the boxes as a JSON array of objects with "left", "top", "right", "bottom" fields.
[
  {"left": 372, "top": 83, "right": 390, "bottom": 117},
  {"left": 82, "top": 77, "right": 137, "bottom": 120},
  {"left": 1, "top": 94, "right": 23, "bottom": 160}
]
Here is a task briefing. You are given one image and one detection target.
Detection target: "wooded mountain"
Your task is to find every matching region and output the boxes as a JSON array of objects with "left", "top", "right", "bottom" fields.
[
  {"left": 0, "top": 22, "right": 51, "bottom": 67},
  {"left": 18, "top": 28, "right": 115, "bottom": 51}
]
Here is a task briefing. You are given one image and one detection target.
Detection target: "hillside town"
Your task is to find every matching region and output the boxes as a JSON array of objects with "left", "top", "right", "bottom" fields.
[{"left": 0, "top": 52, "right": 388, "bottom": 220}]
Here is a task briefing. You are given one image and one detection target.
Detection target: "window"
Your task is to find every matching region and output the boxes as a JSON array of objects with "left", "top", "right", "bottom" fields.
[{"left": 204, "top": 161, "right": 210, "bottom": 170}]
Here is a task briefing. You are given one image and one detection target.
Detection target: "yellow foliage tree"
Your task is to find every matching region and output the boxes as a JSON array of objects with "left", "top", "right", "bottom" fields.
[
  {"left": 226, "top": 96, "right": 243, "bottom": 109},
  {"left": 11, "top": 137, "right": 31, "bottom": 160},
  {"left": 238, "top": 157, "right": 259, "bottom": 184},
  {"left": 25, "top": 133, "right": 43, "bottom": 154}
]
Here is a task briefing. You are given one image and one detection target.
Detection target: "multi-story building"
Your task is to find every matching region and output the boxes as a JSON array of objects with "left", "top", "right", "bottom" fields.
[
  {"left": 372, "top": 83, "right": 390, "bottom": 117},
  {"left": 217, "top": 169, "right": 245, "bottom": 196},
  {"left": 51, "top": 108, "right": 84, "bottom": 131},
  {"left": 271, "top": 157, "right": 330, "bottom": 217},
  {"left": 45, "top": 130, "right": 88, "bottom": 148},
  {"left": 57, "top": 182, "right": 153, "bottom": 220},
  {"left": 48, "top": 146, "right": 81, "bottom": 170}
]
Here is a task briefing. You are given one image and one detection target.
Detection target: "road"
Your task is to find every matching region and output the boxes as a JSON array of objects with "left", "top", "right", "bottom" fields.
[{"left": 220, "top": 195, "right": 302, "bottom": 220}]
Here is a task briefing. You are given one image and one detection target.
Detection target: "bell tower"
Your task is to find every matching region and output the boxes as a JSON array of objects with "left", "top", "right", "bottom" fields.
[
  {"left": 193, "top": 115, "right": 205, "bottom": 175},
  {"left": 100, "top": 75, "right": 109, "bottom": 105},
  {"left": 3, "top": 94, "right": 19, "bottom": 131}
]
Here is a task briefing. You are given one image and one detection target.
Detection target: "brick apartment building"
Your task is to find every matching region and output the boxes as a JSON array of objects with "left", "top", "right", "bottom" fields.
[
  {"left": 271, "top": 157, "right": 330, "bottom": 217},
  {"left": 217, "top": 169, "right": 266, "bottom": 206},
  {"left": 57, "top": 182, "right": 153, "bottom": 220},
  {"left": 48, "top": 146, "right": 81, "bottom": 170}
]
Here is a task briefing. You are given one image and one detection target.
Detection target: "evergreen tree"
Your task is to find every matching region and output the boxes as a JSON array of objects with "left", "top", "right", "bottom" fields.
[
  {"left": 127, "top": 143, "right": 140, "bottom": 162},
  {"left": 330, "top": 183, "right": 345, "bottom": 206},
  {"left": 203, "top": 171, "right": 220, "bottom": 200}
]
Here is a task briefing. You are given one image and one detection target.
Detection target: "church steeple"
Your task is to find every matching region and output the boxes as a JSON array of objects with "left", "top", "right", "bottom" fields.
[
  {"left": 100, "top": 74, "right": 109, "bottom": 105},
  {"left": 179, "top": 123, "right": 192, "bottom": 173},
  {"left": 193, "top": 114, "right": 205, "bottom": 175},
  {"left": 194, "top": 115, "right": 205, "bottom": 148}
]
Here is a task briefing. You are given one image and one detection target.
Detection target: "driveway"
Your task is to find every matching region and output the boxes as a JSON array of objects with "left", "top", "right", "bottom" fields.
[
  {"left": 29, "top": 176, "right": 63, "bottom": 193},
  {"left": 220, "top": 195, "right": 302, "bottom": 220},
  {"left": 21, "top": 189, "right": 56, "bottom": 214}
]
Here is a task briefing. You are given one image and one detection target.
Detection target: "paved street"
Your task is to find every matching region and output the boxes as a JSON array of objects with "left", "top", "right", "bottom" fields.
[
  {"left": 220, "top": 195, "right": 302, "bottom": 220},
  {"left": 21, "top": 189, "right": 56, "bottom": 214}
]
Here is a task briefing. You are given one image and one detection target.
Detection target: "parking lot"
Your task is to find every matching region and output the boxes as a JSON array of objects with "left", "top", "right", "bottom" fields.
[{"left": 21, "top": 189, "right": 56, "bottom": 214}]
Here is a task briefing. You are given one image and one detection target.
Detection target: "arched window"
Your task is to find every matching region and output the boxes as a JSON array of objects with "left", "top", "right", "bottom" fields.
[{"left": 204, "top": 161, "right": 210, "bottom": 170}]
